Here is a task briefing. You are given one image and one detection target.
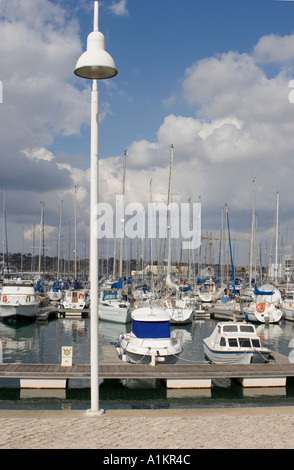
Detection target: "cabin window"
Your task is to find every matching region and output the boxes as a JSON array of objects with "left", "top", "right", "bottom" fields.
[
  {"left": 240, "top": 325, "right": 255, "bottom": 333},
  {"left": 228, "top": 338, "right": 238, "bottom": 347},
  {"left": 239, "top": 338, "right": 251, "bottom": 348},
  {"left": 251, "top": 339, "right": 261, "bottom": 348},
  {"left": 220, "top": 337, "right": 226, "bottom": 347},
  {"left": 223, "top": 325, "right": 238, "bottom": 332}
]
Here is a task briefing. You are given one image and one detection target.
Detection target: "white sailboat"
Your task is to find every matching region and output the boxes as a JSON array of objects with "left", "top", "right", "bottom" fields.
[
  {"left": 155, "top": 144, "right": 194, "bottom": 324},
  {"left": 240, "top": 183, "right": 283, "bottom": 323}
]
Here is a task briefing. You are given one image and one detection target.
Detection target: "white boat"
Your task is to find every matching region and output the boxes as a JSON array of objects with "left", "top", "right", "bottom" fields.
[
  {"left": 241, "top": 300, "right": 283, "bottom": 323},
  {"left": 198, "top": 279, "right": 216, "bottom": 303},
  {"left": 281, "top": 291, "right": 294, "bottom": 321},
  {"left": 115, "top": 306, "right": 183, "bottom": 364},
  {"left": 99, "top": 290, "right": 131, "bottom": 323},
  {"left": 60, "top": 289, "right": 89, "bottom": 310},
  {"left": 0, "top": 281, "right": 39, "bottom": 319},
  {"left": 154, "top": 295, "right": 195, "bottom": 324},
  {"left": 203, "top": 322, "right": 272, "bottom": 364},
  {"left": 240, "top": 284, "right": 283, "bottom": 323}
]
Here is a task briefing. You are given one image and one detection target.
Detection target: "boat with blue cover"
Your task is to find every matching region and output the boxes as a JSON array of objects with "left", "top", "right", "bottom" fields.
[{"left": 115, "top": 306, "right": 183, "bottom": 364}]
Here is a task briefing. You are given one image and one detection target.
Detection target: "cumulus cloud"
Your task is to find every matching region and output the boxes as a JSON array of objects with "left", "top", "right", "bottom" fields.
[{"left": 108, "top": 0, "right": 129, "bottom": 17}]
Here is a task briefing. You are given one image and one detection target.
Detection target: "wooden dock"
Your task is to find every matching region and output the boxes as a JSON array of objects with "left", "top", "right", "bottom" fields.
[{"left": 0, "top": 348, "right": 293, "bottom": 386}]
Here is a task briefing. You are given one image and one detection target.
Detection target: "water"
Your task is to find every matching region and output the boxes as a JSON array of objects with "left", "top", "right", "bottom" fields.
[{"left": 1, "top": 315, "right": 294, "bottom": 410}]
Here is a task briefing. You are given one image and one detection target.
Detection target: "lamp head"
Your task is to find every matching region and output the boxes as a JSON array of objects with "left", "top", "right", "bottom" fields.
[{"left": 74, "top": 2, "right": 117, "bottom": 80}]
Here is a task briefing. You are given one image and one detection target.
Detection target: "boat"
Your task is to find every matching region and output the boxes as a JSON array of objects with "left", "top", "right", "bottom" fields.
[
  {"left": 198, "top": 279, "right": 216, "bottom": 303},
  {"left": 99, "top": 290, "right": 131, "bottom": 324},
  {"left": 203, "top": 322, "right": 272, "bottom": 364},
  {"left": 47, "top": 280, "right": 69, "bottom": 302},
  {"left": 154, "top": 294, "right": 195, "bottom": 325},
  {"left": 0, "top": 280, "right": 40, "bottom": 320},
  {"left": 115, "top": 306, "right": 183, "bottom": 364},
  {"left": 281, "top": 290, "right": 294, "bottom": 321},
  {"left": 240, "top": 284, "right": 283, "bottom": 323},
  {"left": 60, "top": 289, "right": 89, "bottom": 311}
]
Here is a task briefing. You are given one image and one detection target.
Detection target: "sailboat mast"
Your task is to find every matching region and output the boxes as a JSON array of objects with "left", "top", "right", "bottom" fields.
[
  {"left": 118, "top": 150, "right": 127, "bottom": 280},
  {"left": 274, "top": 191, "right": 279, "bottom": 284},
  {"left": 167, "top": 144, "right": 174, "bottom": 279},
  {"left": 57, "top": 200, "right": 63, "bottom": 280},
  {"left": 249, "top": 179, "right": 256, "bottom": 291}
]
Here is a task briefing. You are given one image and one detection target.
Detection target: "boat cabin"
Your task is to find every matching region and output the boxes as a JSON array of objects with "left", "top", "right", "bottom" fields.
[
  {"left": 217, "top": 323, "right": 261, "bottom": 349},
  {"left": 131, "top": 308, "right": 171, "bottom": 339}
]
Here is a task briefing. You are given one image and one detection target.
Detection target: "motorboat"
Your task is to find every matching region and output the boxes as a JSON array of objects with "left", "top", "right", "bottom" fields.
[
  {"left": 99, "top": 290, "right": 131, "bottom": 323},
  {"left": 203, "top": 321, "right": 272, "bottom": 364},
  {"left": 115, "top": 306, "right": 183, "bottom": 364},
  {"left": 60, "top": 289, "right": 89, "bottom": 310},
  {"left": 0, "top": 280, "right": 39, "bottom": 320}
]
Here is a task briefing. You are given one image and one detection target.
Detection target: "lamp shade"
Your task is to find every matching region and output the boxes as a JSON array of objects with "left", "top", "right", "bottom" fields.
[{"left": 74, "top": 30, "right": 118, "bottom": 80}]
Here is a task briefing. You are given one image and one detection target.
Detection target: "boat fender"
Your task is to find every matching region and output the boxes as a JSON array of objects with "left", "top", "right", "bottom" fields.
[
  {"left": 256, "top": 302, "right": 265, "bottom": 313},
  {"left": 26, "top": 295, "right": 31, "bottom": 303}
]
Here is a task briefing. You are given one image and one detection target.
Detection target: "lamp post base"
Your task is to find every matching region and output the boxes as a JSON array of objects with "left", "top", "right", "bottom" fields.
[{"left": 85, "top": 408, "right": 105, "bottom": 417}]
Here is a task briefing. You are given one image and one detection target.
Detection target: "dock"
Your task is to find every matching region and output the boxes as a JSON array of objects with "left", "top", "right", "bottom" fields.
[
  {"left": 0, "top": 347, "right": 293, "bottom": 389},
  {"left": 36, "top": 306, "right": 89, "bottom": 321}
]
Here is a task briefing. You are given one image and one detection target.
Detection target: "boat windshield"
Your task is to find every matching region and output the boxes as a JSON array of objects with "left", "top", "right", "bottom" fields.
[
  {"left": 239, "top": 325, "right": 255, "bottom": 333},
  {"left": 132, "top": 320, "right": 170, "bottom": 339}
]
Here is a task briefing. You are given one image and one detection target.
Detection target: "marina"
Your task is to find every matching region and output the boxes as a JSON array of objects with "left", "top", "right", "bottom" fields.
[{"left": 0, "top": 311, "right": 293, "bottom": 410}]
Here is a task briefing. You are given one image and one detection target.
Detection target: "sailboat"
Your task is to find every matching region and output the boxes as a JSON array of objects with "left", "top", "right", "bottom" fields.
[
  {"left": 154, "top": 145, "right": 195, "bottom": 324},
  {"left": 99, "top": 151, "right": 131, "bottom": 324},
  {"left": 240, "top": 185, "right": 283, "bottom": 323}
]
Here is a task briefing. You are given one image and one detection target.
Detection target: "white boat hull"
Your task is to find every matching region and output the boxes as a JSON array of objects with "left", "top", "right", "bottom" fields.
[
  {"left": 282, "top": 305, "right": 294, "bottom": 321},
  {"left": 99, "top": 305, "right": 131, "bottom": 324},
  {"left": 167, "top": 308, "right": 194, "bottom": 324},
  {"left": 116, "top": 333, "right": 182, "bottom": 364},
  {"left": 241, "top": 303, "right": 283, "bottom": 323},
  {"left": 0, "top": 303, "right": 39, "bottom": 319},
  {"left": 203, "top": 339, "right": 271, "bottom": 364}
]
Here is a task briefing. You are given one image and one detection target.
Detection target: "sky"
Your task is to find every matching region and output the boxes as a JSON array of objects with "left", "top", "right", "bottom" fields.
[{"left": 1, "top": 0, "right": 294, "bottom": 269}]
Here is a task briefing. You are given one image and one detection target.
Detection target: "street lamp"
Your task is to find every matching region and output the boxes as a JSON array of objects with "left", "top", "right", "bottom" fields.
[{"left": 74, "top": 1, "right": 117, "bottom": 415}]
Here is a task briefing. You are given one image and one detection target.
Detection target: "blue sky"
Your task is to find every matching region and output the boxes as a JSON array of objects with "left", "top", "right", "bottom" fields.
[
  {"left": 1, "top": 0, "right": 294, "bottom": 269},
  {"left": 52, "top": 0, "right": 294, "bottom": 159}
]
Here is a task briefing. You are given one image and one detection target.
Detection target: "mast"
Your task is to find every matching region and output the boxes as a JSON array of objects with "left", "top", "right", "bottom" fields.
[
  {"left": 249, "top": 179, "right": 256, "bottom": 291},
  {"left": 38, "top": 202, "right": 45, "bottom": 278},
  {"left": 274, "top": 191, "right": 279, "bottom": 284},
  {"left": 118, "top": 150, "right": 127, "bottom": 281},
  {"left": 74, "top": 185, "right": 78, "bottom": 281},
  {"left": 57, "top": 200, "right": 63, "bottom": 280},
  {"left": 167, "top": 144, "right": 174, "bottom": 280}
]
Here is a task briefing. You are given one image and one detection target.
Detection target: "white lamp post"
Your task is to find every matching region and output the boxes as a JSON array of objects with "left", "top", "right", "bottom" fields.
[{"left": 74, "top": 1, "right": 117, "bottom": 415}]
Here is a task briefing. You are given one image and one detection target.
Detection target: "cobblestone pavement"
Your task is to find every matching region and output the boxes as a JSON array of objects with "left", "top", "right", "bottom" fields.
[{"left": 0, "top": 407, "right": 293, "bottom": 449}]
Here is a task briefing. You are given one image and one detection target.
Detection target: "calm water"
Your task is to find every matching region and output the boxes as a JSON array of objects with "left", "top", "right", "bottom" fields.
[{"left": 1, "top": 315, "right": 294, "bottom": 410}]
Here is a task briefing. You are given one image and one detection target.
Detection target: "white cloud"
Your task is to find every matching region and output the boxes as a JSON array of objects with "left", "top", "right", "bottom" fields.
[
  {"left": 254, "top": 33, "right": 294, "bottom": 64},
  {"left": 108, "top": 0, "right": 129, "bottom": 17}
]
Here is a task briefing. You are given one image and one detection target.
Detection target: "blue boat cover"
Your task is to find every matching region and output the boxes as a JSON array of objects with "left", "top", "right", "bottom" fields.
[
  {"left": 132, "top": 320, "right": 170, "bottom": 339},
  {"left": 254, "top": 284, "right": 273, "bottom": 296},
  {"left": 111, "top": 278, "right": 123, "bottom": 289}
]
